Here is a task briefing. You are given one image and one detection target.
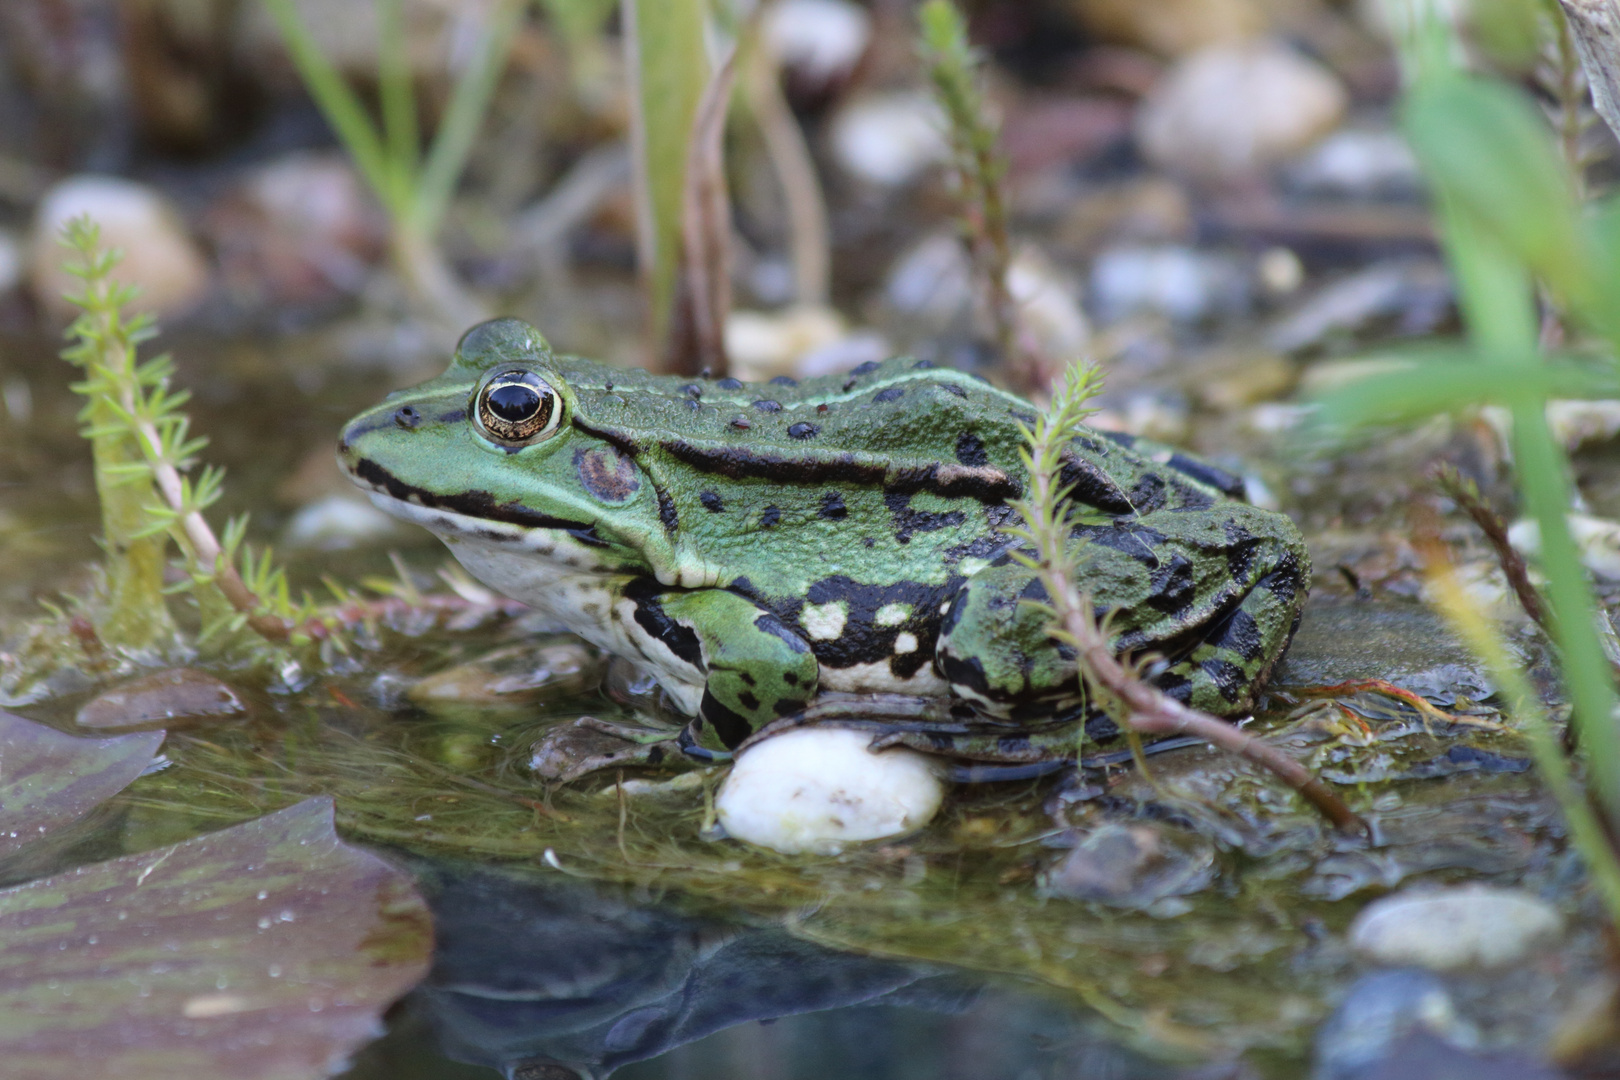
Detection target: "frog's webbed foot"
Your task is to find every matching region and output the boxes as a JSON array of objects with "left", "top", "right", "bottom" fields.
[
  {"left": 732, "top": 694, "right": 1086, "bottom": 782},
  {"left": 527, "top": 715, "right": 683, "bottom": 783}
]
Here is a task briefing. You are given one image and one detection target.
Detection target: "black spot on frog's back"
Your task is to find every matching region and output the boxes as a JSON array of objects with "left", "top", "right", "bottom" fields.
[{"left": 955, "top": 431, "right": 989, "bottom": 467}]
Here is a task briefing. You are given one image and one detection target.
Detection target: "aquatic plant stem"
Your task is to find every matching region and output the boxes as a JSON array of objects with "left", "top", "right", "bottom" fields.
[
  {"left": 1416, "top": 518, "right": 1620, "bottom": 925},
  {"left": 1433, "top": 465, "right": 1550, "bottom": 632},
  {"left": 1010, "top": 369, "right": 1367, "bottom": 836}
]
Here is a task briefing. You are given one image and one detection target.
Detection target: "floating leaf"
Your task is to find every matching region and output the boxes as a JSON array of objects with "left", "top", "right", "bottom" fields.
[
  {"left": 0, "top": 710, "right": 163, "bottom": 859},
  {"left": 0, "top": 797, "right": 432, "bottom": 1080}
]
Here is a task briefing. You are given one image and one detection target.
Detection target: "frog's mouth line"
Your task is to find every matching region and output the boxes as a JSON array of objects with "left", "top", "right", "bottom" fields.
[{"left": 348, "top": 457, "right": 607, "bottom": 548}]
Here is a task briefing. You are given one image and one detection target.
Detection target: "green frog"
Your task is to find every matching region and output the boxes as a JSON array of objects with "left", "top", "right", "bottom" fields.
[{"left": 338, "top": 318, "right": 1309, "bottom": 767}]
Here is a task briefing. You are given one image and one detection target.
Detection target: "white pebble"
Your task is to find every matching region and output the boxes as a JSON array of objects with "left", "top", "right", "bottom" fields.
[
  {"left": 716, "top": 727, "right": 946, "bottom": 855},
  {"left": 31, "top": 175, "right": 210, "bottom": 320},
  {"left": 1136, "top": 40, "right": 1347, "bottom": 180},
  {"left": 830, "top": 91, "right": 950, "bottom": 188},
  {"left": 765, "top": 0, "right": 871, "bottom": 84},
  {"left": 1349, "top": 884, "right": 1564, "bottom": 971}
]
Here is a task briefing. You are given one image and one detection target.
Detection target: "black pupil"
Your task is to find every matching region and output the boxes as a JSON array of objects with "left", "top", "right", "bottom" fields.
[{"left": 487, "top": 383, "right": 541, "bottom": 421}]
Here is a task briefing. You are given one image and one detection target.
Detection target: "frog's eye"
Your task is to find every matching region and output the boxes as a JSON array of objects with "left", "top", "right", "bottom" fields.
[{"left": 474, "top": 369, "right": 562, "bottom": 444}]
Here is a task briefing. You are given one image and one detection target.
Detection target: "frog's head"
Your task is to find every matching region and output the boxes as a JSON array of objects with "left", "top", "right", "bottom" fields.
[{"left": 337, "top": 317, "right": 649, "bottom": 572}]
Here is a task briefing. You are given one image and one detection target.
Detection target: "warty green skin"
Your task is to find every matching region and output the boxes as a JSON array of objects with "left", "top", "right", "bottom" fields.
[{"left": 338, "top": 319, "right": 1310, "bottom": 762}]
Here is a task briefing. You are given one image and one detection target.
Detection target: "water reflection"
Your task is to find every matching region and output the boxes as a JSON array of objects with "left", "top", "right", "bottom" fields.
[{"left": 346, "top": 861, "right": 1187, "bottom": 1080}]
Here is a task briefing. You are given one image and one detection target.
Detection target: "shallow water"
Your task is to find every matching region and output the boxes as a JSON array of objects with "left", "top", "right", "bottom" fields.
[{"left": 0, "top": 326, "right": 1606, "bottom": 1077}]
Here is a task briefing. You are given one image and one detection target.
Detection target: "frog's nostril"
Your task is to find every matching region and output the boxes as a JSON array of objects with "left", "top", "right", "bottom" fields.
[{"left": 394, "top": 405, "right": 422, "bottom": 430}]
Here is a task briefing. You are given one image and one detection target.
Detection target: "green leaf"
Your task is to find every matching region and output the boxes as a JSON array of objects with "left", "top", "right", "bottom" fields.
[{"left": 1402, "top": 74, "right": 1589, "bottom": 318}]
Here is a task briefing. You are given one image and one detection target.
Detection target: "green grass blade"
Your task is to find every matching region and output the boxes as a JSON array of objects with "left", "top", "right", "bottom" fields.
[
  {"left": 409, "top": 0, "right": 526, "bottom": 238},
  {"left": 261, "top": 0, "right": 397, "bottom": 217},
  {"left": 623, "top": 0, "right": 710, "bottom": 360},
  {"left": 377, "top": 0, "right": 420, "bottom": 204}
]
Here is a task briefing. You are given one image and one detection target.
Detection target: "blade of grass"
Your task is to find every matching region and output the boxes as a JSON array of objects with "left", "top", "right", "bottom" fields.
[
  {"left": 377, "top": 0, "right": 420, "bottom": 207},
  {"left": 623, "top": 0, "right": 711, "bottom": 366},
  {"left": 409, "top": 0, "right": 527, "bottom": 239},
  {"left": 260, "top": 0, "right": 397, "bottom": 219}
]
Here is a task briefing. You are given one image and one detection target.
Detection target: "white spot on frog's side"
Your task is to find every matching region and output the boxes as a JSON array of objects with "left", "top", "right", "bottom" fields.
[
  {"left": 716, "top": 727, "right": 946, "bottom": 855},
  {"left": 874, "top": 602, "right": 911, "bottom": 627},
  {"left": 893, "top": 631, "right": 919, "bottom": 654},
  {"left": 801, "top": 600, "right": 848, "bottom": 640},
  {"left": 818, "top": 657, "right": 948, "bottom": 696},
  {"left": 957, "top": 557, "right": 990, "bottom": 578}
]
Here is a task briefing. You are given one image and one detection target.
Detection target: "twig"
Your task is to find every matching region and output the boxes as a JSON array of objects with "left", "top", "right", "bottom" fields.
[
  {"left": 679, "top": 42, "right": 740, "bottom": 376},
  {"left": 1008, "top": 369, "right": 1368, "bottom": 837},
  {"left": 1433, "top": 464, "right": 1550, "bottom": 632},
  {"left": 742, "top": 29, "right": 830, "bottom": 305}
]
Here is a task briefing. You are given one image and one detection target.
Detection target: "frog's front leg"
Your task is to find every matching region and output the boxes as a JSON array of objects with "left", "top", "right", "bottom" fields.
[{"left": 616, "top": 578, "right": 819, "bottom": 752}]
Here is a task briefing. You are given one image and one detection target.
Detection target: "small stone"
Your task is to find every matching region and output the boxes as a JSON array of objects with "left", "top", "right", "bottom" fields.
[
  {"left": 1136, "top": 41, "right": 1348, "bottom": 180},
  {"left": 1285, "top": 127, "right": 1422, "bottom": 198},
  {"left": 281, "top": 494, "right": 404, "bottom": 551},
  {"left": 884, "top": 233, "right": 974, "bottom": 328},
  {"left": 77, "top": 669, "right": 246, "bottom": 730},
  {"left": 1006, "top": 246, "right": 1090, "bottom": 361},
  {"left": 204, "top": 152, "right": 385, "bottom": 308},
  {"left": 1313, "top": 970, "right": 1470, "bottom": 1080},
  {"left": 829, "top": 91, "right": 950, "bottom": 187},
  {"left": 1041, "top": 822, "right": 1214, "bottom": 908},
  {"left": 31, "top": 176, "right": 210, "bottom": 320},
  {"left": 1547, "top": 399, "right": 1620, "bottom": 449},
  {"left": 1090, "top": 244, "right": 1250, "bottom": 324},
  {"left": 724, "top": 304, "right": 852, "bottom": 382},
  {"left": 409, "top": 643, "right": 604, "bottom": 712},
  {"left": 1349, "top": 884, "right": 1564, "bottom": 971},
  {"left": 715, "top": 727, "right": 946, "bottom": 855},
  {"left": 1509, "top": 514, "right": 1620, "bottom": 582},
  {"left": 764, "top": 0, "right": 870, "bottom": 89}
]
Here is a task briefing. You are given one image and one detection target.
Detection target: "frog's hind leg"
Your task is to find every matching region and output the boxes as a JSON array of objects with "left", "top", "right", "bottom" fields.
[{"left": 936, "top": 502, "right": 1309, "bottom": 717}]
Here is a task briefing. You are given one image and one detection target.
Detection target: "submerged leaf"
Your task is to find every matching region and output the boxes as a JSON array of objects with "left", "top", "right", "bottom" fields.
[
  {"left": 0, "top": 797, "right": 431, "bottom": 1080},
  {"left": 0, "top": 710, "right": 163, "bottom": 859}
]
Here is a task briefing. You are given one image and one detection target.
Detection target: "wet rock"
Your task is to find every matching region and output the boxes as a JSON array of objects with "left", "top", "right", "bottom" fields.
[
  {"left": 1090, "top": 244, "right": 1250, "bottom": 324},
  {"left": 1007, "top": 246, "right": 1090, "bottom": 361},
  {"left": 829, "top": 91, "right": 949, "bottom": 187},
  {"left": 76, "top": 668, "right": 246, "bottom": 730},
  {"left": 1547, "top": 400, "right": 1620, "bottom": 449},
  {"left": 1285, "top": 128, "right": 1422, "bottom": 198},
  {"left": 884, "top": 233, "right": 975, "bottom": 332},
  {"left": 1270, "top": 599, "right": 1491, "bottom": 699},
  {"left": 1349, "top": 885, "right": 1564, "bottom": 971},
  {"left": 30, "top": 176, "right": 209, "bottom": 321},
  {"left": 1040, "top": 822, "right": 1215, "bottom": 908},
  {"left": 204, "top": 153, "right": 386, "bottom": 309},
  {"left": 1067, "top": 0, "right": 1266, "bottom": 56},
  {"left": 1313, "top": 969, "right": 1476, "bottom": 1080},
  {"left": 715, "top": 728, "right": 946, "bottom": 856},
  {"left": 1266, "top": 259, "right": 1453, "bottom": 356},
  {"left": 724, "top": 304, "right": 852, "bottom": 382},
  {"left": 409, "top": 643, "right": 604, "bottom": 713},
  {"left": 1136, "top": 41, "right": 1348, "bottom": 181},
  {"left": 764, "top": 0, "right": 870, "bottom": 93},
  {"left": 526, "top": 717, "right": 673, "bottom": 782},
  {"left": 1509, "top": 515, "right": 1620, "bottom": 581},
  {"left": 282, "top": 494, "right": 403, "bottom": 550},
  {"left": 1324, "top": 1031, "right": 1563, "bottom": 1080}
]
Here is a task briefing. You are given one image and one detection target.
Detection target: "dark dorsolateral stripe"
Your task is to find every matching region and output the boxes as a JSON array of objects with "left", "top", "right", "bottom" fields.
[
  {"left": 353, "top": 458, "right": 607, "bottom": 546},
  {"left": 657, "top": 442, "right": 1020, "bottom": 503}
]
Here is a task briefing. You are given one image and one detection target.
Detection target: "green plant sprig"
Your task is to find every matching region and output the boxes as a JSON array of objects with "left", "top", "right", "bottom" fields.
[
  {"left": 1002, "top": 365, "right": 1367, "bottom": 835},
  {"left": 60, "top": 217, "right": 316, "bottom": 648},
  {"left": 919, "top": 1, "right": 1033, "bottom": 388}
]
